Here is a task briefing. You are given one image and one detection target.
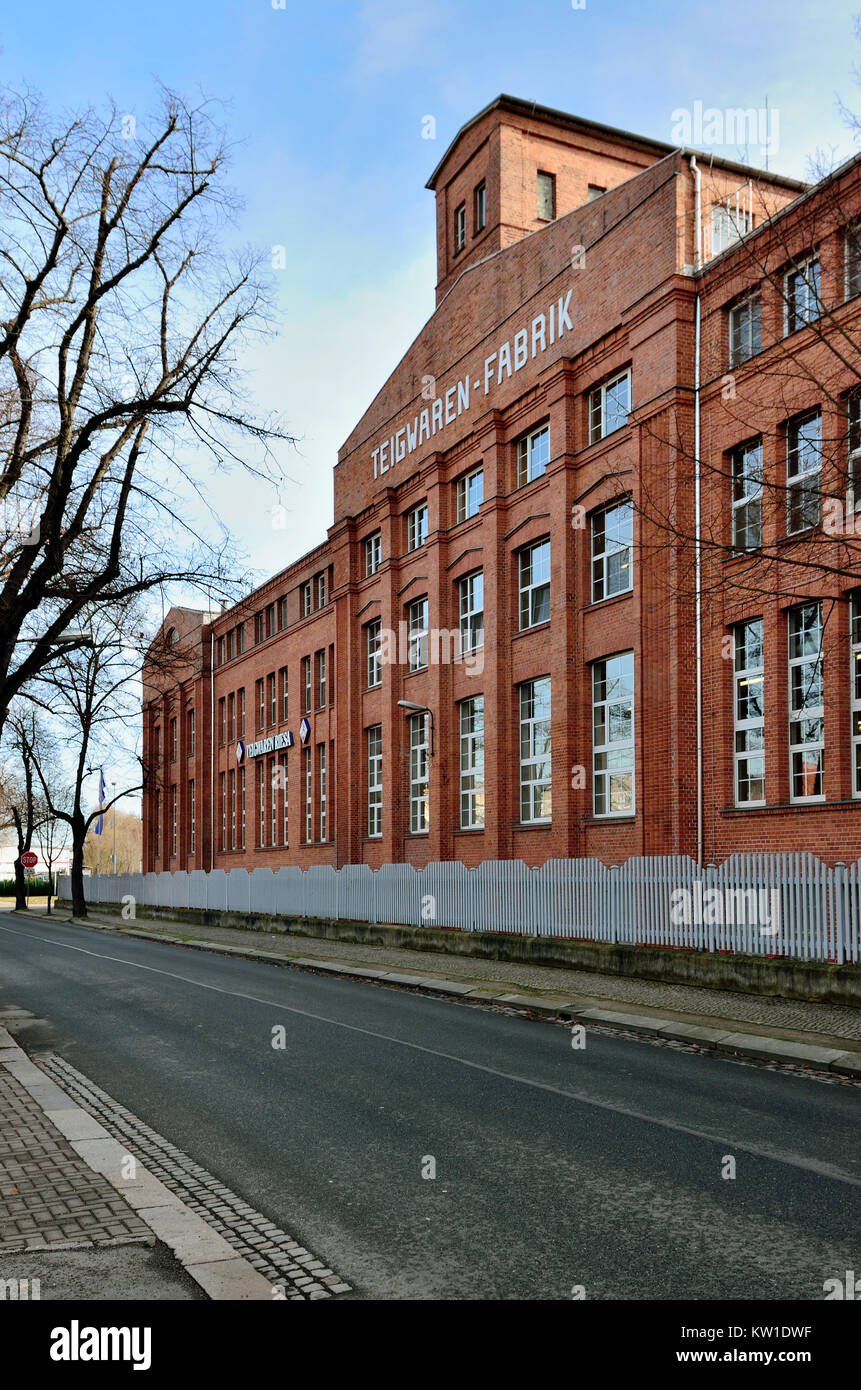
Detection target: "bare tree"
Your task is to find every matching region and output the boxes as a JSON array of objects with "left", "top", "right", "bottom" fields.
[{"left": 0, "top": 83, "right": 291, "bottom": 739}]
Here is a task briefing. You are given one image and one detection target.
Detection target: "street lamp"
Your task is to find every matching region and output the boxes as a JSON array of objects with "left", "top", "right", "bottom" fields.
[{"left": 397, "top": 700, "right": 435, "bottom": 757}]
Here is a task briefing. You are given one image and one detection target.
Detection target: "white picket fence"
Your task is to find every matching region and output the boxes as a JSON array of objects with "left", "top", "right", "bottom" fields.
[{"left": 58, "top": 853, "right": 861, "bottom": 964}]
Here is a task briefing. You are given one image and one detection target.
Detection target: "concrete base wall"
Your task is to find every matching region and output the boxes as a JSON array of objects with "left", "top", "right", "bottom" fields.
[{"left": 58, "top": 899, "right": 861, "bottom": 1008}]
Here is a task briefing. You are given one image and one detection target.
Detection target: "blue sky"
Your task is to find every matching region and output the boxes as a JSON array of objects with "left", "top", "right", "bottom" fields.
[{"left": 2, "top": 0, "right": 859, "bottom": 585}]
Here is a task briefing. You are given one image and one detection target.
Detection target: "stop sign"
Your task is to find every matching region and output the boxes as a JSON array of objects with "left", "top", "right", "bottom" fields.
[{"left": 20, "top": 851, "right": 38, "bottom": 869}]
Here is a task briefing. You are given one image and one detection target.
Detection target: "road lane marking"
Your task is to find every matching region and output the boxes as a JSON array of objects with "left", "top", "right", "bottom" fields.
[{"left": 1, "top": 917, "right": 858, "bottom": 1189}]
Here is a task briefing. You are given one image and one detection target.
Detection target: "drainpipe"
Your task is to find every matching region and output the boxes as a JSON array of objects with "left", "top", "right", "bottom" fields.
[{"left": 690, "top": 155, "right": 704, "bottom": 868}]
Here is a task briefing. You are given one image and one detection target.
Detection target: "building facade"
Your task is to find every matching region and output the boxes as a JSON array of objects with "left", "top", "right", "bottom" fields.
[{"left": 142, "top": 95, "right": 861, "bottom": 873}]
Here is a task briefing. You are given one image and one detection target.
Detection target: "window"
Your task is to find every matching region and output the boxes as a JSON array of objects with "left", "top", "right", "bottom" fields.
[
  {"left": 153, "top": 724, "right": 161, "bottom": 766},
  {"left": 519, "top": 539, "right": 551, "bottom": 629},
  {"left": 187, "top": 708, "right": 195, "bottom": 754},
  {"left": 456, "top": 467, "right": 483, "bottom": 521},
  {"left": 785, "top": 257, "right": 821, "bottom": 333},
  {"left": 787, "top": 411, "right": 822, "bottom": 534},
  {"left": 268, "top": 673, "right": 276, "bottom": 726},
  {"left": 516, "top": 424, "right": 549, "bottom": 487},
  {"left": 537, "top": 170, "right": 556, "bottom": 220},
  {"left": 219, "top": 775, "right": 225, "bottom": 852},
  {"left": 592, "top": 653, "right": 635, "bottom": 817},
  {"left": 455, "top": 203, "right": 466, "bottom": 253},
  {"left": 459, "top": 571, "right": 484, "bottom": 653},
  {"left": 852, "top": 595, "right": 861, "bottom": 797},
  {"left": 520, "top": 678, "right": 552, "bottom": 823},
  {"left": 317, "top": 572, "right": 326, "bottom": 608},
  {"left": 846, "top": 224, "right": 861, "bottom": 299},
  {"left": 237, "top": 623, "right": 245, "bottom": 655},
  {"left": 407, "top": 504, "right": 428, "bottom": 551},
  {"left": 587, "top": 184, "right": 606, "bottom": 201},
  {"left": 219, "top": 698, "right": 226, "bottom": 745},
  {"left": 367, "top": 726, "right": 382, "bottom": 838},
  {"left": 256, "top": 679, "right": 265, "bottom": 732},
  {"left": 366, "top": 619, "right": 382, "bottom": 688},
  {"left": 278, "top": 597, "right": 288, "bottom": 631},
  {"left": 270, "top": 756, "right": 277, "bottom": 847},
  {"left": 240, "top": 766, "right": 246, "bottom": 848},
  {"left": 731, "top": 441, "right": 763, "bottom": 550},
  {"left": 171, "top": 785, "right": 177, "bottom": 857},
  {"left": 711, "top": 202, "right": 752, "bottom": 256},
  {"left": 239, "top": 687, "right": 246, "bottom": 737},
  {"left": 189, "top": 779, "right": 195, "bottom": 854},
  {"left": 729, "top": 292, "right": 762, "bottom": 367},
  {"left": 318, "top": 744, "right": 327, "bottom": 840},
  {"left": 589, "top": 370, "right": 631, "bottom": 443},
  {"left": 317, "top": 648, "right": 327, "bottom": 707},
  {"left": 230, "top": 769, "right": 236, "bottom": 849},
  {"left": 217, "top": 636, "right": 225, "bottom": 666},
  {"left": 258, "top": 762, "right": 266, "bottom": 846},
  {"left": 409, "top": 713, "right": 429, "bottom": 833},
  {"left": 281, "top": 753, "right": 289, "bottom": 845},
  {"left": 228, "top": 692, "right": 235, "bottom": 742},
  {"left": 255, "top": 612, "right": 264, "bottom": 644},
  {"left": 301, "top": 581, "right": 312, "bottom": 617},
  {"left": 734, "top": 620, "right": 765, "bottom": 806},
  {"left": 266, "top": 603, "right": 276, "bottom": 638},
  {"left": 407, "top": 598, "right": 429, "bottom": 672},
  {"left": 459, "top": 697, "right": 485, "bottom": 829},
  {"left": 226, "top": 630, "right": 233, "bottom": 661},
  {"left": 592, "top": 499, "right": 633, "bottom": 602},
  {"left": 474, "top": 180, "right": 486, "bottom": 233},
  {"left": 280, "top": 667, "right": 288, "bottom": 721},
  {"left": 170, "top": 718, "right": 177, "bottom": 761},
  {"left": 304, "top": 746, "right": 312, "bottom": 843},
  {"left": 848, "top": 393, "right": 861, "bottom": 509},
  {"left": 788, "top": 603, "right": 824, "bottom": 800},
  {"left": 302, "top": 656, "right": 312, "bottom": 713},
  {"left": 365, "top": 531, "right": 382, "bottom": 576}
]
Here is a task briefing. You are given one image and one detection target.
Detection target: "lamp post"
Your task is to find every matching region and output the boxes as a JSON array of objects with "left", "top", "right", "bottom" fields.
[{"left": 397, "top": 700, "right": 435, "bottom": 757}]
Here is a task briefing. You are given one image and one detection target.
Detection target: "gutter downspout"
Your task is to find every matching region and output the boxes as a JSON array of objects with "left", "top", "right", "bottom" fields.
[{"left": 689, "top": 154, "right": 704, "bottom": 869}]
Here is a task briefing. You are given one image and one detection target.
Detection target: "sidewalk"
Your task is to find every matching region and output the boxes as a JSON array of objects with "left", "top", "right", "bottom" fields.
[
  {"left": 33, "top": 904, "right": 861, "bottom": 1073},
  {"left": 0, "top": 1012, "right": 275, "bottom": 1300}
]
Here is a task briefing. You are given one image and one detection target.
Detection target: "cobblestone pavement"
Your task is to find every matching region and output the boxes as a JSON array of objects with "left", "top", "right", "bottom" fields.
[
  {"left": 0, "top": 1068, "right": 152, "bottom": 1254},
  {"left": 38, "top": 1055, "right": 352, "bottom": 1301},
  {"left": 81, "top": 912, "right": 861, "bottom": 1043}
]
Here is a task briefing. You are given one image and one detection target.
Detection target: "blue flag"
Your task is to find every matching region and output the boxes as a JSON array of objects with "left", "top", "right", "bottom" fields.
[{"left": 94, "top": 771, "right": 106, "bottom": 836}]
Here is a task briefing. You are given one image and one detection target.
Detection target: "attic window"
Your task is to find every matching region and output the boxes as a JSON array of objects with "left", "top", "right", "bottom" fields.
[
  {"left": 588, "top": 184, "right": 606, "bottom": 201},
  {"left": 454, "top": 203, "right": 466, "bottom": 254},
  {"left": 537, "top": 171, "right": 556, "bottom": 221}
]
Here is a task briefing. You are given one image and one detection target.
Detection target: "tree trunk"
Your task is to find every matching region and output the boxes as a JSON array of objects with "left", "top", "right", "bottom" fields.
[
  {"left": 13, "top": 856, "right": 27, "bottom": 911},
  {"left": 70, "top": 822, "right": 88, "bottom": 918}
]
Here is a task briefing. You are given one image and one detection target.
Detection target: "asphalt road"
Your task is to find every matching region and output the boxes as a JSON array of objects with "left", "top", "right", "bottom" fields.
[{"left": 0, "top": 910, "right": 857, "bottom": 1300}]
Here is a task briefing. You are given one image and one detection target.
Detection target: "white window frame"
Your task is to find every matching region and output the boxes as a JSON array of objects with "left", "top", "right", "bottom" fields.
[
  {"left": 171, "top": 785, "right": 177, "bottom": 857},
  {"left": 318, "top": 744, "right": 327, "bottom": 841},
  {"left": 230, "top": 768, "right": 237, "bottom": 849},
  {"left": 304, "top": 746, "right": 313, "bottom": 843},
  {"left": 317, "top": 648, "right": 327, "bottom": 707},
  {"left": 269, "top": 756, "right": 277, "bottom": 847},
  {"left": 456, "top": 467, "right": 484, "bottom": 521},
  {"left": 729, "top": 291, "right": 762, "bottom": 367},
  {"left": 366, "top": 619, "right": 382, "bottom": 688},
  {"left": 258, "top": 762, "right": 266, "bottom": 846},
  {"left": 409, "top": 712, "right": 429, "bottom": 834},
  {"left": 788, "top": 603, "right": 825, "bottom": 802},
  {"left": 711, "top": 202, "right": 751, "bottom": 257},
  {"left": 317, "top": 572, "right": 326, "bottom": 608},
  {"left": 365, "top": 531, "right": 382, "bottom": 576},
  {"left": 848, "top": 393, "right": 861, "bottom": 515},
  {"left": 519, "top": 678, "right": 552, "bottom": 824},
  {"left": 303, "top": 656, "right": 312, "bottom": 713},
  {"left": 455, "top": 203, "right": 466, "bottom": 253},
  {"left": 592, "top": 653, "right": 635, "bottom": 818},
  {"left": 591, "top": 498, "right": 633, "bottom": 602},
  {"left": 518, "top": 539, "right": 551, "bottom": 630},
  {"left": 301, "top": 581, "right": 312, "bottom": 617},
  {"left": 537, "top": 170, "right": 556, "bottom": 220},
  {"left": 474, "top": 181, "right": 486, "bottom": 233},
  {"left": 190, "top": 779, "right": 195, "bottom": 854},
  {"left": 784, "top": 257, "right": 821, "bottom": 334},
  {"left": 786, "top": 410, "right": 822, "bottom": 535},
  {"left": 240, "top": 766, "right": 246, "bottom": 848},
  {"left": 846, "top": 224, "right": 861, "bottom": 300},
  {"left": 367, "top": 726, "right": 382, "bottom": 838},
  {"left": 733, "top": 620, "right": 765, "bottom": 807},
  {"left": 459, "top": 697, "right": 485, "bottom": 829},
  {"left": 407, "top": 504, "right": 428, "bottom": 552},
  {"left": 459, "top": 571, "right": 484, "bottom": 653},
  {"left": 731, "top": 440, "right": 763, "bottom": 551},
  {"left": 281, "top": 753, "right": 289, "bottom": 845},
  {"left": 516, "top": 424, "right": 549, "bottom": 487},
  {"left": 407, "top": 597, "right": 429, "bottom": 672},
  {"left": 589, "top": 370, "right": 631, "bottom": 444}
]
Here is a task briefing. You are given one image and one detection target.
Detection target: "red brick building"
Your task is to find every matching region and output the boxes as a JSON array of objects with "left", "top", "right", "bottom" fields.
[{"left": 142, "top": 95, "right": 861, "bottom": 874}]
